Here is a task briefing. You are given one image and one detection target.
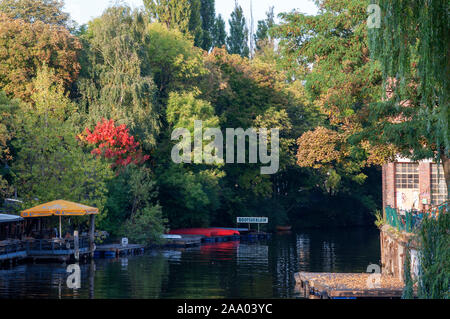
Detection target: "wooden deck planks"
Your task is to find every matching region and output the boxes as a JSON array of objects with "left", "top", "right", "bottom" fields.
[
  {"left": 95, "top": 244, "right": 145, "bottom": 258},
  {"left": 295, "top": 272, "right": 405, "bottom": 299},
  {"left": 95, "top": 244, "right": 145, "bottom": 252}
]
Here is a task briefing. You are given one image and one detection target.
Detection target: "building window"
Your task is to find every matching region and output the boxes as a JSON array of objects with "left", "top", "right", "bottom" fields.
[
  {"left": 395, "top": 163, "right": 419, "bottom": 189},
  {"left": 431, "top": 164, "right": 448, "bottom": 205},
  {"left": 395, "top": 163, "right": 419, "bottom": 210}
]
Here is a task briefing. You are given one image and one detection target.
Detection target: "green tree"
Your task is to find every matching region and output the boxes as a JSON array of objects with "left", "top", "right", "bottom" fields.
[
  {"left": 144, "top": 0, "right": 191, "bottom": 34},
  {"left": 212, "top": 14, "right": 226, "bottom": 48},
  {"left": 226, "top": 2, "right": 249, "bottom": 57},
  {"left": 188, "top": 0, "right": 202, "bottom": 46},
  {"left": 121, "top": 204, "right": 166, "bottom": 245},
  {"left": 0, "top": 0, "right": 71, "bottom": 26},
  {"left": 199, "top": 0, "right": 215, "bottom": 51},
  {"left": 367, "top": 0, "right": 450, "bottom": 190},
  {"left": 166, "top": 91, "right": 219, "bottom": 133},
  {"left": 29, "top": 64, "right": 75, "bottom": 120},
  {"left": 146, "top": 22, "right": 206, "bottom": 102},
  {"left": 102, "top": 165, "right": 166, "bottom": 244},
  {"left": 254, "top": 6, "right": 274, "bottom": 50},
  {"left": 77, "top": 6, "right": 159, "bottom": 150},
  {"left": 144, "top": 0, "right": 204, "bottom": 43},
  {"left": 156, "top": 163, "right": 223, "bottom": 228},
  {"left": 13, "top": 115, "right": 112, "bottom": 218},
  {"left": 157, "top": 90, "right": 223, "bottom": 228},
  {"left": 12, "top": 68, "right": 112, "bottom": 217}
]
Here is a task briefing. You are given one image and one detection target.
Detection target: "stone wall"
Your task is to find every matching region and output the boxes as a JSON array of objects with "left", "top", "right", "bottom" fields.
[{"left": 380, "top": 225, "right": 419, "bottom": 281}]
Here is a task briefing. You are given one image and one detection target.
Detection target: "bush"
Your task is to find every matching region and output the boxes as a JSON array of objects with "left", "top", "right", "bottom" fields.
[
  {"left": 417, "top": 212, "right": 449, "bottom": 299},
  {"left": 121, "top": 205, "right": 167, "bottom": 246}
]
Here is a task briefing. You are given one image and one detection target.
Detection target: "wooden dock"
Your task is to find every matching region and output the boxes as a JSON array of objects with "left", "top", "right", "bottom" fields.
[
  {"left": 240, "top": 232, "right": 271, "bottom": 241},
  {"left": 0, "top": 240, "right": 27, "bottom": 266},
  {"left": 95, "top": 244, "right": 145, "bottom": 258},
  {"left": 162, "top": 235, "right": 203, "bottom": 248},
  {"left": 295, "top": 272, "right": 406, "bottom": 299},
  {"left": 24, "top": 238, "right": 92, "bottom": 262}
]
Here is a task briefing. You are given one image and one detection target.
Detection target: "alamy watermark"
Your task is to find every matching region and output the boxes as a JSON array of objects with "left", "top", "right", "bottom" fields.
[
  {"left": 171, "top": 120, "right": 279, "bottom": 175},
  {"left": 366, "top": 263, "right": 381, "bottom": 288},
  {"left": 367, "top": 4, "right": 381, "bottom": 29},
  {"left": 66, "top": 263, "right": 81, "bottom": 289}
]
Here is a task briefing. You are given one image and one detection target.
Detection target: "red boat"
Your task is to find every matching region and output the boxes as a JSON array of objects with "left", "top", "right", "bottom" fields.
[
  {"left": 276, "top": 225, "right": 292, "bottom": 232},
  {"left": 168, "top": 228, "right": 240, "bottom": 237}
]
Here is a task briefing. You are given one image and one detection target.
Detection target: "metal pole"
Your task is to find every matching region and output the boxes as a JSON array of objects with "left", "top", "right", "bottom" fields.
[{"left": 59, "top": 216, "right": 62, "bottom": 239}]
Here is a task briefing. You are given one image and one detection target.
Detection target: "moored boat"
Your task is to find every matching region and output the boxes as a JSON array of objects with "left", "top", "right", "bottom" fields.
[
  {"left": 168, "top": 228, "right": 240, "bottom": 237},
  {"left": 276, "top": 225, "right": 292, "bottom": 232}
]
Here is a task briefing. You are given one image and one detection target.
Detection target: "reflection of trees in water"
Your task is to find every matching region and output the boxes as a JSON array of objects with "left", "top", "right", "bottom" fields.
[
  {"left": 127, "top": 254, "right": 169, "bottom": 298},
  {"left": 321, "top": 241, "right": 336, "bottom": 272},
  {"left": 296, "top": 234, "right": 310, "bottom": 271},
  {"left": 234, "top": 243, "right": 272, "bottom": 298},
  {"left": 94, "top": 255, "right": 169, "bottom": 298},
  {"left": 163, "top": 246, "right": 230, "bottom": 298},
  {"left": 270, "top": 234, "right": 300, "bottom": 298},
  {"left": 237, "top": 244, "right": 268, "bottom": 267},
  {"left": 0, "top": 263, "right": 89, "bottom": 298},
  {"left": 0, "top": 256, "right": 170, "bottom": 299},
  {"left": 299, "top": 228, "right": 381, "bottom": 273}
]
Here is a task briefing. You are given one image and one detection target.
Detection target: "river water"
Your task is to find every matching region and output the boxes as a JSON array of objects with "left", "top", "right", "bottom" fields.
[{"left": 0, "top": 227, "right": 380, "bottom": 299}]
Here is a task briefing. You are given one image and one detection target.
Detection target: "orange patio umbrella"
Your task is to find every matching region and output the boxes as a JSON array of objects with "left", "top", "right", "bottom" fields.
[{"left": 21, "top": 200, "right": 99, "bottom": 238}]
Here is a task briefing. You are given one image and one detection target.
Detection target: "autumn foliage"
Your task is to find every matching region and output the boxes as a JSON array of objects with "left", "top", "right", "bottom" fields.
[
  {"left": 85, "top": 119, "right": 150, "bottom": 168},
  {"left": 0, "top": 13, "right": 81, "bottom": 101}
]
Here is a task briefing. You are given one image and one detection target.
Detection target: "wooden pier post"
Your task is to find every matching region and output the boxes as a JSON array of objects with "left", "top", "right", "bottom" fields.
[
  {"left": 89, "top": 259, "right": 95, "bottom": 299},
  {"left": 74, "top": 230, "right": 79, "bottom": 261},
  {"left": 89, "top": 215, "right": 95, "bottom": 258}
]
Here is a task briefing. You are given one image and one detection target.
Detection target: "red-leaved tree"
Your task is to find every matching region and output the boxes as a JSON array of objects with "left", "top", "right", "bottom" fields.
[{"left": 85, "top": 119, "right": 149, "bottom": 168}]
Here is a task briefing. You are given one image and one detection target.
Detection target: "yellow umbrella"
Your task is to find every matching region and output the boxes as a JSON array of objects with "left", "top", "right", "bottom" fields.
[{"left": 21, "top": 200, "right": 98, "bottom": 238}]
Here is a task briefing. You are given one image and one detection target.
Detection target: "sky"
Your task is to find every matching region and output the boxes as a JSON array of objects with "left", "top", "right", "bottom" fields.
[{"left": 64, "top": 0, "right": 318, "bottom": 27}]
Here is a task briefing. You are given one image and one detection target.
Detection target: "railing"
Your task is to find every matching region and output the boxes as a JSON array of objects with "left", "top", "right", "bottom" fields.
[
  {"left": 1, "top": 237, "right": 92, "bottom": 261},
  {"left": 425, "top": 201, "right": 448, "bottom": 218},
  {"left": 385, "top": 201, "right": 449, "bottom": 233},
  {"left": 24, "top": 237, "right": 90, "bottom": 254},
  {"left": 0, "top": 240, "right": 26, "bottom": 259}
]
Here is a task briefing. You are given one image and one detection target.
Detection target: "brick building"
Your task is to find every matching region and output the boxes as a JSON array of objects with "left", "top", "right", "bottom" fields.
[{"left": 382, "top": 158, "right": 448, "bottom": 211}]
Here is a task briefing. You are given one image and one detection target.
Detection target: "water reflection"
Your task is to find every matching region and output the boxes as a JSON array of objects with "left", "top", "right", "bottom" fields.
[
  {"left": 296, "top": 234, "right": 310, "bottom": 271},
  {"left": 0, "top": 227, "right": 380, "bottom": 299},
  {"left": 0, "top": 263, "right": 91, "bottom": 298},
  {"left": 321, "top": 241, "right": 336, "bottom": 272}
]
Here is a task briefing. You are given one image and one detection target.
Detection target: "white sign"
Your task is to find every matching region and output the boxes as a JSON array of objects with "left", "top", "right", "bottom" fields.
[
  {"left": 237, "top": 217, "right": 268, "bottom": 224},
  {"left": 121, "top": 237, "right": 128, "bottom": 247}
]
